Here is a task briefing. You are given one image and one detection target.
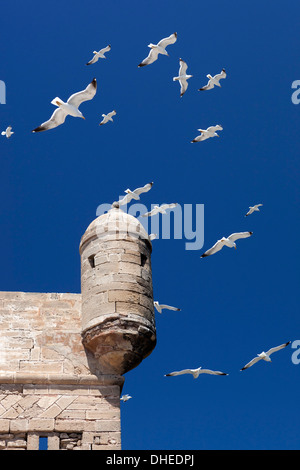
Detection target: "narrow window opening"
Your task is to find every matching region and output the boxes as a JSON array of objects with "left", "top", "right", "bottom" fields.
[
  {"left": 39, "top": 436, "right": 48, "bottom": 450},
  {"left": 141, "top": 253, "right": 147, "bottom": 267},
  {"left": 88, "top": 255, "right": 95, "bottom": 268}
]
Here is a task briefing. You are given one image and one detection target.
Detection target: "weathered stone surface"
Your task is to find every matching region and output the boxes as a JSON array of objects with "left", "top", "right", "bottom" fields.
[
  {"left": 80, "top": 209, "right": 156, "bottom": 375},
  {"left": 0, "top": 209, "right": 157, "bottom": 450}
]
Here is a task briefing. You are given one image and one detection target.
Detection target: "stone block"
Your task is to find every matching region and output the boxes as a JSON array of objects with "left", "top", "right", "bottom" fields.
[
  {"left": 28, "top": 418, "right": 55, "bottom": 432},
  {"left": 10, "top": 419, "right": 29, "bottom": 432},
  {"left": 39, "top": 404, "right": 61, "bottom": 418},
  {"left": 94, "top": 420, "right": 120, "bottom": 432},
  {"left": 0, "top": 419, "right": 9, "bottom": 432},
  {"left": 54, "top": 419, "right": 86, "bottom": 432},
  {"left": 55, "top": 395, "right": 76, "bottom": 410},
  {"left": 118, "top": 262, "right": 141, "bottom": 277},
  {"left": 108, "top": 290, "right": 140, "bottom": 303}
]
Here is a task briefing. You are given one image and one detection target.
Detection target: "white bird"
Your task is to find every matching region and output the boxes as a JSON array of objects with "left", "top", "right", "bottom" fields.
[
  {"left": 99, "top": 110, "right": 116, "bottom": 126},
  {"left": 32, "top": 78, "right": 97, "bottom": 133},
  {"left": 138, "top": 32, "right": 177, "bottom": 67},
  {"left": 112, "top": 182, "right": 153, "bottom": 208},
  {"left": 1, "top": 126, "right": 14, "bottom": 138},
  {"left": 86, "top": 45, "right": 111, "bottom": 65},
  {"left": 149, "top": 233, "right": 157, "bottom": 241},
  {"left": 165, "top": 367, "right": 228, "bottom": 378},
  {"left": 141, "top": 203, "right": 177, "bottom": 217},
  {"left": 173, "top": 59, "right": 193, "bottom": 97},
  {"left": 200, "top": 231, "right": 253, "bottom": 258},
  {"left": 240, "top": 341, "right": 291, "bottom": 371},
  {"left": 120, "top": 394, "right": 132, "bottom": 402},
  {"left": 154, "top": 301, "right": 181, "bottom": 314},
  {"left": 199, "top": 69, "right": 227, "bottom": 91},
  {"left": 245, "top": 204, "right": 263, "bottom": 217},
  {"left": 191, "top": 125, "right": 223, "bottom": 143}
]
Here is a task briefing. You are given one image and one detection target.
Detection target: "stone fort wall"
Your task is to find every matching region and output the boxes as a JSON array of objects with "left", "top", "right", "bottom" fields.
[{"left": 0, "top": 291, "right": 122, "bottom": 450}]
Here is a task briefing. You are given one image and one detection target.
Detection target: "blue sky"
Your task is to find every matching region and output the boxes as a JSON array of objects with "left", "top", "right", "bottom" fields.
[{"left": 1, "top": 0, "right": 299, "bottom": 450}]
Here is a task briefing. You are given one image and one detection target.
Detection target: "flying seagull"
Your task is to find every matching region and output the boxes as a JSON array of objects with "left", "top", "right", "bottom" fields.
[
  {"left": 191, "top": 125, "right": 223, "bottom": 143},
  {"left": 240, "top": 341, "right": 291, "bottom": 371},
  {"left": 138, "top": 32, "right": 177, "bottom": 67},
  {"left": 120, "top": 394, "right": 132, "bottom": 402},
  {"left": 199, "top": 69, "right": 227, "bottom": 91},
  {"left": 165, "top": 367, "right": 228, "bottom": 378},
  {"left": 99, "top": 110, "right": 116, "bottom": 125},
  {"left": 1, "top": 126, "right": 14, "bottom": 138},
  {"left": 245, "top": 204, "right": 263, "bottom": 217},
  {"left": 149, "top": 233, "right": 157, "bottom": 241},
  {"left": 173, "top": 59, "right": 193, "bottom": 97},
  {"left": 154, "top": 301, "right": 181, "bottom": 314},
  {"left": 86, "top": 45, "right": 111, "bottom": 65},
  {"left": 32, "top": 78, "right": 97, "bottom": 133},
  {"left": 200, "top": 231, "right": 253, "bottom": 258},
  {"left": 141, "top": 203, "right": 177, "bottom": 217},
  {"left": 112, "top": 182, "right": 153, "bottom": 208}
]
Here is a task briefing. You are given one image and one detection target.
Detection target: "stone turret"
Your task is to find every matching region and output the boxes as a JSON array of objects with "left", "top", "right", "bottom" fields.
[
  {"left": 0, "top": 208, "right": 156, "bottom": 450},
  {"left": 80, "top": 208, "right": 156, "bottom": 376}
]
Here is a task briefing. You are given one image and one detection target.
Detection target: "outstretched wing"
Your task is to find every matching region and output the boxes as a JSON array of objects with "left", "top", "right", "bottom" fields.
[
  {"left": 107, "top": 110, "right": 117, "bottom": 119},
  {"left": 157, "top": 32, "right": 177, "bottom": 49},
  {"left": 200, "top": 369, "right": 228, "bottom": 375},
  {"left": 32, "top": 107, "right": 67, "bottom": 133},
  {"left": 134, "top": 182, "right": 153, "bottom": 196},
  {"left": 200, "top": 240, "right": 224, "bottom": 258},
  {"left": 138, "top": 48, "right": 160, "bottom": 67},
  {"left": 86, "top": 55, "right": 98, "bottom": 66},
  {"left": 99, "top": 115, "right": 108, "bottom": 125},
  {"left": 240, "top": 356, "right": 262, "bottom": 371},
  {"left": 99, "top": 44, "right": 111, "bottom": 54},
  {"left": 165, "top": 369, "right": 194, "bottom": 377},
  {"left": 191, "top": 131, "right": 209, "bottom": 143},
  {"left": 199, "top": 79, "right": 214, "bottom": 91},
  {"left": 207, "top": 125, "right": 223, "bottom": 133},
  {"left": 214, "top": 69, "right": 227, "bottom": 81},
  {"left": 228, "top": 231, "right": 253, "bottom": 242},
  {"left": 117, "top": 193, "right": 133, "bottom": 206},
  {"left": 245, "top": 208, "right": 254, "bottom": 217},
  {"left": 159, "top": 304, "right": 181, "bottom": 312},
  {"left": 179, "top": 78, "right": 189, "bottom": 97},
  {"left": 160, "top": 203, "right": 177, "bottom": 211},
  {"left": 67, "top": 78, "right": 97, "bottom": 107},
  {"left": 141, "top": 207, "right": 158, "bottom": 217},
  {"left": 266, "top": 341, "right": 291, "bottom": 356},
  {"left": 178, "top": 58, "right": 188, "bottom": 76}
]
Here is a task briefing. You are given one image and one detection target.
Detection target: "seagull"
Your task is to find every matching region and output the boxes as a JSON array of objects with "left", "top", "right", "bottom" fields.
[
  {"left": 173, "top": 59, "right": 193, "bottom": 97},
  {"left": 154, "top": 301, "right": 181, "bottom": 314},
  {"left": 32, "top": 78, "right": 97, "bottom": 133},
  {"left": 165, "top": 367, "right": 228, "bottom": 378},
  {"left": 240, "top": 341, "right": 291, "bottom": 371},
  {"left": 99, "top": 110, "right": 116, "bottom": 125},
  {"left": 138, "top": 32, "right": 177, "bottom": 67},
  {"left": 112, "top": 182, "right": 153, "bottom": 208},
  {"left": 191, "top": 125, "right": 223, "bottom": 143},
  {"left": 200, "top": 231, "right": 253, "bottom": 258},
  {"left": 199, "top": 69, "right": 226, "bottom": 91},
  {"left": 149, "top": 233, "right": 157, "bottom": 241},
  {"left": 120, "top": 394, "right": 132, "bottom": 402},
  {"left": 86, "top": 45, "right": 111, "bottom": 65},
  {"left": 1, "top": 126, "right": 14, "bottom": 138},
  {"left": 141, "top": 203, "right": 177, "bottom": 217},
  {"left": 245, "top": 204, "right": 263, "bottom": 217}
]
